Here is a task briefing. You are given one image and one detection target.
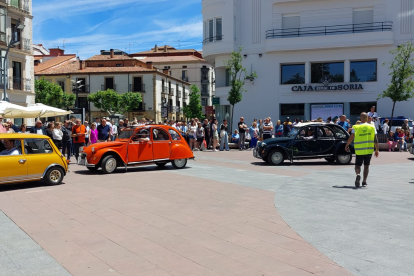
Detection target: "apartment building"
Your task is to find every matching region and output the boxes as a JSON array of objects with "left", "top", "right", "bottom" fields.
[
  {"left": 35, "top": 49, "right": 190, "bottom": 122},
  {"left": 131, "top": 45, "right": 215, "bottom": 113},
  {"left": 0, "top": 0, "right": 33, "bottom": 125},
  {"left": 202, "top": 0, "right": 414, "bottom": 126}
]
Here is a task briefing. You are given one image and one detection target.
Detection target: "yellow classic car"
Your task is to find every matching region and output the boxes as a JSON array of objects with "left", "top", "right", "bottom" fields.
[{"left": 0, "top": 133, "right": 68, "bottom": 185}]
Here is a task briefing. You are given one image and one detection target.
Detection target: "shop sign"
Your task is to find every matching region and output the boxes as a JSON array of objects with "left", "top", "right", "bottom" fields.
[
  {"left": 212, "top": 97, "right": 220, "bottom": 105},
  {"left": 292, "top": 83, "right": 363, "bottom": 92},
  {"left": 205, "top": 106, "right": 214, "bottom": 115}
]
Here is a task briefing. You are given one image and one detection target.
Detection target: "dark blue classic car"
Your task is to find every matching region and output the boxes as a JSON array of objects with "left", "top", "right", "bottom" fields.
[{"left": 254, "top": 123, "right": 355, "bottom": 165}]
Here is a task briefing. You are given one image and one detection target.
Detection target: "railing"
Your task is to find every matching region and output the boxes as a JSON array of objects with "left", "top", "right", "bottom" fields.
[
  {"left": 78, "top": 85, "right": 89, "bottom": 93},
  {"left": 184, "top": 93, "right": 188, "bottom": 99},
  {"left": 168, "top": 105, "right": 180, "bottom": 112},
  {"left": 8, "top": 0, "right": 29, "bottom": 12},
  {"left": 266, "top": 21, "right": 393, "bottom": 39},
  {"left": 0, "top": 32, "right": 5, "bottom": 43},
  {"left": 203, "top": 35, "right": 223, "bottom": 45},
  {"left": 181, "top": 76, "right": 188, "bottom": 82},
  {"left": 201, "top": 88, "right": 209, "bottom": 96},
  {"left": 129, "top": 84, "right": 145, "bottom": 92},
  {"left": 5, "top": 77, "right": 31, "bottom": 91},
  {"left": 177, "top": 89, "right": 182, "bottom": 98},
  {"left": 7, "top": 36, "right": 31, "bottom": 51},
  {"left": 101, "top": 84, "right": 116, "bottom": 91},
  {"left": 169, "top": 87, "right": 175, "bottom": 96},
  {"left": 162, "top": 86, "right": 168, "bottom": 94}
]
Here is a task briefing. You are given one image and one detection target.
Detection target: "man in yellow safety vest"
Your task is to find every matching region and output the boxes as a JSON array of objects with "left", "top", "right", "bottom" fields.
[{"left": 345, "top": 112, "right": 379, "bottom": 188}]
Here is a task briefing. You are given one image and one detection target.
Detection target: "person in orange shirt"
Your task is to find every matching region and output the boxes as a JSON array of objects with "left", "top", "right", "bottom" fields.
[{"left": 72, "top": 119, "right": 87, "bottom": 161}]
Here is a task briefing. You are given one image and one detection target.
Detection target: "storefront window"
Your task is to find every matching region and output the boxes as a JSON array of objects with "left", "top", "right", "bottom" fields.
[
  {"left": 281, "top": 64, "right": 305, "bottom": 84},
  {"left": 281, "top": 104, "right": 305, "bottom": 116},
  {"left": 349, "top": 102, "right": 376, "bottom": 123},
  {"left": 311, "top": 62, "right": 344, "bottom": 83},
  {"left": 350, "top": 61, "right": 377, "bottom": 82}
]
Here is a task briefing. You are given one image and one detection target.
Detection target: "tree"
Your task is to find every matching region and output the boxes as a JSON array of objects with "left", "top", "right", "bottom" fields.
[
  {"left": 87, "top": 89, "right": 142, "bottom": 116},
  {"left": 35, "top": 77, "right": 76, "bottom": 109},
  {"left": 225, "top": 47, "right": 256, "bottom": 130},
  {"left": 378, "top": 41, "right": 414, "bottom": 129},
  {"left": 183, "top": 84, "right": 203, "bottom": 119}
]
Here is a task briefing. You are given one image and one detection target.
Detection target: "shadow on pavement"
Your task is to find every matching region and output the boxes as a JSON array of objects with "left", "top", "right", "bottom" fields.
[
  {"left": 74, "top": 165, "right": 191, "bottom": 175},
  {"left": 251, "top": 161, "right": 350, "bottom": 167},
  {"left": 332, "top": 185, "right": 359, "bottom": 190},
  {"left": 0, "top": 181, "right": 64, "bottom": 192}
]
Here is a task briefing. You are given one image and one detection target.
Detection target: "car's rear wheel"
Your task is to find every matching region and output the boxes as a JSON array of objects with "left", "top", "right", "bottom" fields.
[
  {"left": 44, "top": 167, "right": 64, "bottom": 185},
  {"left": 155, "top": 162, "right": 168, "bottom": 168},
  {"left": 172, "top": 159, "right": 187, "bottom": 169},
  {"left": 101, "top": 155, "right": 118, "bottom": 174},
  {"left": 325, "top": 158, "right": 335, "bottom": 163},
  {"left": 336, "top": 153, "right": 352, "bottom": 165},
  {"left": 87, "top": 166, "right": 98, "bottom": 171},
  {"left": 268, "top": 150, "right": 284, "bottom": 165}
]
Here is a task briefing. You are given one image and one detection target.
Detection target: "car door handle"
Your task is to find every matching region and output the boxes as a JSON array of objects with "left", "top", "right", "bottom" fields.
[{"left": 19, "top": 159, "right": 27, "bottom": 164}]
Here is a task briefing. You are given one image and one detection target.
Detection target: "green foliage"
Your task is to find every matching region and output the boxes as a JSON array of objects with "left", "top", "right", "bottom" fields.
[
  {"left": 183, "top": 84, "right": 203, "bottom": 119},
  {"left": 87, "top": 89, "right": 142, "bottom": 115},
  {"left": 35, "top": 77, "right": 76, "bottom": 109},
  {"left": 378, "top": 41, "right": 414, "bottom": 127},
  {"left": 224, "top": 47, "right": 257, "bottom": 129}
]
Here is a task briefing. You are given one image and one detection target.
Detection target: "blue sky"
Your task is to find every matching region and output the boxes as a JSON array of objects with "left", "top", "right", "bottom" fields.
[{"left": 33, "top": 0, "right": 203, "bottom": 59}]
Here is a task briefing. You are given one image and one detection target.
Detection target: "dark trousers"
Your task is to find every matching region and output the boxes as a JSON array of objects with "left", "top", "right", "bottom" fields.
[
  {"left": 74, "top": 143, "right": 86, "bottom": 160},
  {"left": 62, "top": 140, "right": 72, "bottom": 160}
]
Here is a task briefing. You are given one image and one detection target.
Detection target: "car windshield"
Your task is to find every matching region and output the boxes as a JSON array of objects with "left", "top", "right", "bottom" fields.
[
  {"left": 287, "top": 127, "right": 300, "bottom": 138},
  {"left": 118, "top": 129, "right": 135, "bottom": 139}
]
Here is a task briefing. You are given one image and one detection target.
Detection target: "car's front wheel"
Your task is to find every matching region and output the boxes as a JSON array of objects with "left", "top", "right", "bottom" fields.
[
  {"left": 336, "top": 153, "right": 352, "bottom": 165},
  {"left": 101, "top": 155, "right": 118, "bottom": 174},
  {"left": 171, "top": 159, "right": 187, "bottom": 169},
  {"left": 268, "top": 150, "right": 284, "bottom": 165},
  {"left": 44, "top": 167, "right": 64, "bottom": 185}
]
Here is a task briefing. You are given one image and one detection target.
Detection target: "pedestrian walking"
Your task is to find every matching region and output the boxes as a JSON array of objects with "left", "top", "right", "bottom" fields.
[
  {"left": 238, "top": 117, "right": 247, "bottom": 150},
  {"left": 345, "top": 112, "right": 379, "bottom": 188},
  {"left": 220, "top": 119, "right": 229, "bottom": 151}
]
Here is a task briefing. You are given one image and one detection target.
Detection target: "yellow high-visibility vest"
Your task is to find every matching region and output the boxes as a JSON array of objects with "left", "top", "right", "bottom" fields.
[{"left": 353, "top": 123, "right": 376, "bottom": 155}]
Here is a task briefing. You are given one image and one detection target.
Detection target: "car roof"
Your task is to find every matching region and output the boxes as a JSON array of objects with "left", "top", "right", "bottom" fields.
[
  {"left": 124, "top": 124, "right": 177, "bottom": 131},
  {"left": 0, "top": 133, "right": 50, "bottom": 139}
]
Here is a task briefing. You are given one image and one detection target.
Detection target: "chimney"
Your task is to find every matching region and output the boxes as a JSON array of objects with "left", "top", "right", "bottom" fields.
[
  {"left": 154, "top": 44, "right": 157, "bottom": 52},
  {"left": 49, "top": 48, "right": 65, "bottom": 57},
  {"left": 162, "top": 69, "right": 169, "bottom": 75},
  {"left": 146, "top": 61, "right": 153, "bottom": 69},
  {"left": 79, "top": 60, "right": 84, "bottom": 70},
  {"left": 164, "top": 45, "right": 167, "bottom": 52},
  {"left": 110, "top": 49, "right": 114, "bottom": 58}
]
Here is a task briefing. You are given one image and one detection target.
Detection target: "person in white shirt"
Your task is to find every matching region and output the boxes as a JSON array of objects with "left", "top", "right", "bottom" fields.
[
  {"left": 111, "top": 121, "right": 117, "bottom": 141},
  {"left": 382, "top": 119, "right": 389, "bottom": 134},
  {"left": 368, "top": 106, "right": 380, "bottom": 131},
  {"left": 53, "top": 122, "right": 63, "bottom": 151}
]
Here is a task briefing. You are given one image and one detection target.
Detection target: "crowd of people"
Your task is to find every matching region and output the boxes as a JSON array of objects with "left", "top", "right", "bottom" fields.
[{"left": 1, "top": 104, "right": 413, "bottom": 157}]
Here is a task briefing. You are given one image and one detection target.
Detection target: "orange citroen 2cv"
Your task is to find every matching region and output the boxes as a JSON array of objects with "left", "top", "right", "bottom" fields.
[{"left": 80, "top": 125, "right": 194, "bottom": 174}]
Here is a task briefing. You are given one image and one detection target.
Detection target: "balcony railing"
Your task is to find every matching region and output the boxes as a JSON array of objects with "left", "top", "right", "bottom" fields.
[
  {"left": 0, "top": 32, "right": 5, "bottom": 43},
  {"left": 162, "top": 86, "right": 168, "bottom": 94},
  {"left": 181, "top": 76, "right": 188, "bottom": 82},
  {"left": 203, "top": 35, "right": 223, "bottom": 45},
  {"left": 7, "top": 36, "right": 31, "bottom": 51},
  {"left": 77, "top": 85, "right": 89, "bottom": 93},
  {"left": 168, "top": 105, "right": 181, "bottom": 112},
  {"left": 169, "top": 87, "right": 175, "bottom": 96},
  {"left": 101, "top": 84, "right": 116, "bottom": 91},
  {"left": 3, "top": 77, "right": 32, "bottom": 91},
  {"left": 129, "top": 84, "right": 145, "bottom": 93},
  {"left": 266, "top": 21, "right": 393, "bottom": 39},
  {"left": 201, "top": 88, "right": 209, "bottom": 96},
  {"left": 8, "top": 0, "right": 30, "bottom": 12},
  {"left": 177, "top": 89, "right": 182, "bottom": 98},
  {"left": 184, "top": 93, "right": 188, "bottom": 99}
]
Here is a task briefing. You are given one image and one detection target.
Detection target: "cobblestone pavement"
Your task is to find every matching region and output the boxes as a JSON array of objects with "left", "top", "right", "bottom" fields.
[{"left": 0, "top": 150, "right": 412, "bottom": 276}]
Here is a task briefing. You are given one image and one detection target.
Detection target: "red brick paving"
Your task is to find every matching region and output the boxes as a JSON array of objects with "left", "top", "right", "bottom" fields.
[{"left": 0, "top": 151, "right": 357, "bottom": 276}]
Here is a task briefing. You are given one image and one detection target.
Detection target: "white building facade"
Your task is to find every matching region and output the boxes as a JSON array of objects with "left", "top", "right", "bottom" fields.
[
  {"left": 202, "top": 0, "right": 414, "bottom": 126},
  {"left": 0, "top": 0, "right": 34, "bottom": 125}
]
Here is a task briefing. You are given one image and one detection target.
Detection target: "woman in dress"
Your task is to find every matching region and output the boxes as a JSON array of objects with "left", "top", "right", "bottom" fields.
[
  {"left": 211, "top": 119, "right": 219, "bottom": 151},
  {"left": 88, "top": 122, "right": 98, "bottom": 145}
]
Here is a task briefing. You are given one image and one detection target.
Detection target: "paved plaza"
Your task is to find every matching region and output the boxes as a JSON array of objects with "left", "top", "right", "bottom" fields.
[{"left": 0, "top": 150, "right": 413, "bottom": 276}]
